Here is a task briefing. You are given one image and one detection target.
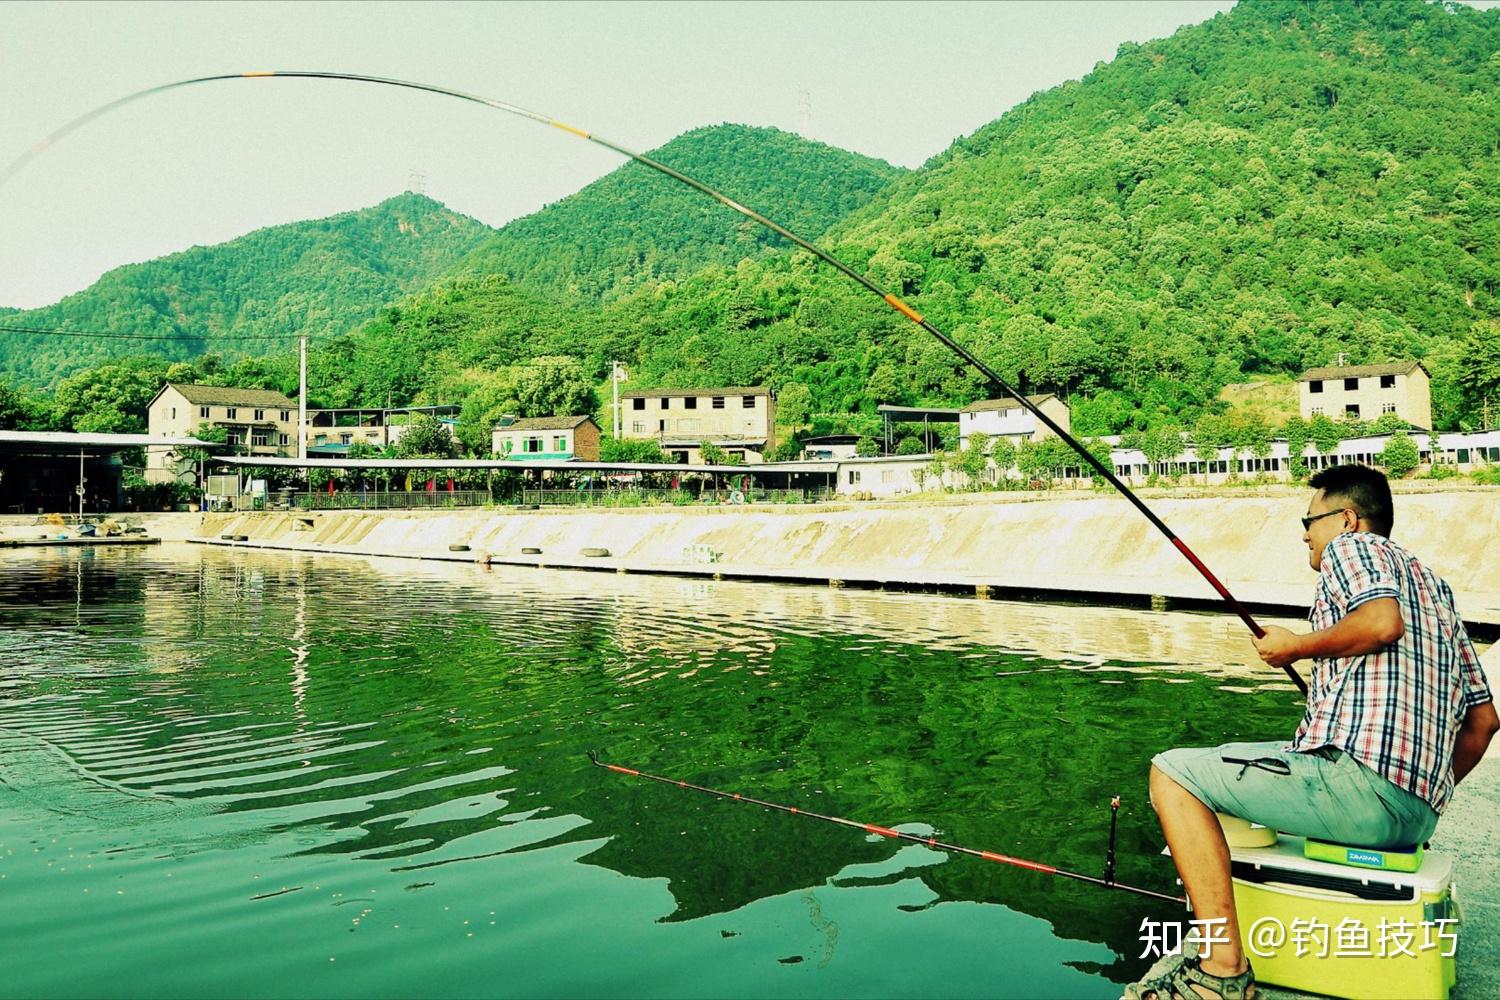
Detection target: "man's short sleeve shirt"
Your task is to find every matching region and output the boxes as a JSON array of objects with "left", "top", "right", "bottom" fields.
[{"left": 1288, "top": 531, "right": 1493, "bottom": 812}]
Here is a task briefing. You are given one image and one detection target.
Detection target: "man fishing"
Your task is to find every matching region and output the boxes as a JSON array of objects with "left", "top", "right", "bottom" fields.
[{"left": 1127, "top": 464, "right": 1498, "bottom": 1000}]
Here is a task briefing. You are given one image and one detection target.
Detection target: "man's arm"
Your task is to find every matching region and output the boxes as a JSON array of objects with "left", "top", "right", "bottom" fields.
[
  {"left": 1454, "top": 701, "right": 1499, "bottom": 786},
  {"left": 1252, "top": 597, "right": 1404, "bottom": 670}
]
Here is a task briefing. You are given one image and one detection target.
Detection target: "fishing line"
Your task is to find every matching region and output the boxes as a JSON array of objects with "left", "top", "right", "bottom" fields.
[
  {"left": 588, "top": 751, "right": 1185, "bottom": 905},
  {"left": 2, "top": 71, "right": 1307, "bottom": 693}
]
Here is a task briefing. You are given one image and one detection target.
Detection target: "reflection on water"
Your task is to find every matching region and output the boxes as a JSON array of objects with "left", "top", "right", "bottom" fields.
[{"left": 0, "top": 547, "right": 1305, "bottom": 998}]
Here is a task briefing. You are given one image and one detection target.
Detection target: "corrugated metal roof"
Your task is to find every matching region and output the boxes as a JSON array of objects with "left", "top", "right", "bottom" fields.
[{"left": 0, "top": 430, "right": 220, "bottom": 448}]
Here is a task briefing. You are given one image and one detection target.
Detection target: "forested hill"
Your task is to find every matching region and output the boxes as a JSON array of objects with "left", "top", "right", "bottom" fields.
[
  {"left": 794, "top": 0, "right": 1500, "bottom": 431},
  {"left": 0, "top": 193, "right": 493, "bottom": 386},
  {"left": 306, "top": 0, "right": 1500, "bottom": 438},
  {"left": 450, "top": 124, "right": 905, "bottom": 304}
]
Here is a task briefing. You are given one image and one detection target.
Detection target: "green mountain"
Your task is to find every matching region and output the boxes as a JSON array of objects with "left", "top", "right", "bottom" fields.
[
  {"left": 451, "top": 124, "right": 905, "bottom": 303},
  {"left": 803, "top": 0, "right": 1500, "bottom": 432},
  {"left": 310, "top": 0, "right": 1500, "bottom": 441},
  {"left": 0, "top": 193, "right": 494, "bottom": 386}
]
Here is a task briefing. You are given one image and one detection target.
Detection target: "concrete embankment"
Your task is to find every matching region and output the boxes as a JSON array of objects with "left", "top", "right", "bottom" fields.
[{"left": 183, "top": 487, "right": 1500, "bottom": 627}]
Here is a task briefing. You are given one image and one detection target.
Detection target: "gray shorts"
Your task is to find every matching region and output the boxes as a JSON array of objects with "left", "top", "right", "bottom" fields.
[{"left": 1152, "top": 740, "right": 1439, "bottom": 850}]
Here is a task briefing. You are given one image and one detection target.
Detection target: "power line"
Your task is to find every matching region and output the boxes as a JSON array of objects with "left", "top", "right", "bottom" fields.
[{"left": 0, "top": 323, "right": 305, "bottom": 342}]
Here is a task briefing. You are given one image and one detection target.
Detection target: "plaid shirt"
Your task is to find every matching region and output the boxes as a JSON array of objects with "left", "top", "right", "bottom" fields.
[{"left": 1288, "top": 531, "right": 1493, "bottom": 813}]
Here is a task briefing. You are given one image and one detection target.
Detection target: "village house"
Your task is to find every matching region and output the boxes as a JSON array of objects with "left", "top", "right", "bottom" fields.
[
  {"left": 618, "top": 387, "right": 776, "bottom": 464},
  {"left": 1297, "top": 361, "right": 1431, "bottom": 429},
  {"left": 144, "top": 383, "right": 301, "bottom": 483},
  {"left": 492, "top": 415, "right": 601, "bottom": 461},
  {"left": 958, "top": 394, "right": 1072, "bottom": 448}
]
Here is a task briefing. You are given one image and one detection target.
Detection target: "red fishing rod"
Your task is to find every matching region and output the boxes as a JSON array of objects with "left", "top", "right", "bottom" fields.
[
  {"left": 588, "top": 751, "right": 1185, "bottom": 905},
  {"left": 2, "top": 71, "right": 1305, "bottom": 694}
]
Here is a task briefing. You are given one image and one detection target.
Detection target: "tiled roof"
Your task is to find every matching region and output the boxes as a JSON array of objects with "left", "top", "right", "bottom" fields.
[
  {"left": 960, "top": 393, "right": 1058, "bottom": 413},
  {"left": 620, "top": 386, "right": 770, "bottom": 399},
  {"left": 164, "top": 383, "right": 298, "bottom": 408},
  {"left": 1298, "top": 362, "right": 1426, "bottom": 382},
  {"left": 494, "top": 415, "right": 597, "bottom": 432}
]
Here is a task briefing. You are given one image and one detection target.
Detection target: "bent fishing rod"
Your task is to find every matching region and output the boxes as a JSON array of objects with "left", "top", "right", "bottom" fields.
[
  {"left": 589, "top": 751, "right": 1184, "bottom": 905},
  {"left": 3, "top": 70, "right": 1305, "bottom": 694}
]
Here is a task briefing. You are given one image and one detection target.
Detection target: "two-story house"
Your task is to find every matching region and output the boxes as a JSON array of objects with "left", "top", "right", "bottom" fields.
[
  {"left": 618, "top": 387, "right": 776, "bottom": 464},
  {"left": 958, "top": 394, "right": 1071, "bottom": 449},
  {"left": 1297, "top": 362, "right": 1431, "bottom": 429},
  {"left": 145, "top": 383, "right": 301, "bottom": 482},
  {"left": 492, "top": 415, "right": 601, "bottom": 461}
]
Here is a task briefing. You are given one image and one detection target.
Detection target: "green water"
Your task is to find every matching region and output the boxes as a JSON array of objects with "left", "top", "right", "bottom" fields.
[{"left": 0, "top": 547, "right": 1303, "bottom": 998}]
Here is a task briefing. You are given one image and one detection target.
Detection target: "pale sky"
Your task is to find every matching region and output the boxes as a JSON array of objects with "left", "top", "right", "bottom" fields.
[{"left": 1, "top": 0, "right": 1282, "bottom": 310}]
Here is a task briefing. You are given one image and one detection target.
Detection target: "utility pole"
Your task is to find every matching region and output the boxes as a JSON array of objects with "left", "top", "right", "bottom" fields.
[
  {"left": 612, "top": 361, "right": 627, "bottom": 439},
  {"left": 298, "top": 334, "right": 308, "bottom": 464},
  {"left": 77, "top": 449, "right": 85, "bottom": 521}
]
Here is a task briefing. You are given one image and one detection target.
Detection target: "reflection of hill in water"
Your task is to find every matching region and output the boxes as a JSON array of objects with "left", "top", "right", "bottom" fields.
[{"left": 0, "top": 547, "right": 1307, "bottom": 985}]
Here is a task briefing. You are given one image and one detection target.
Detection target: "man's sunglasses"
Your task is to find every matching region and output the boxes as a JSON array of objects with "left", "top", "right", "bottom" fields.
[{"left": 1301, "top": 508, "right": 1351, "bottom": 531}]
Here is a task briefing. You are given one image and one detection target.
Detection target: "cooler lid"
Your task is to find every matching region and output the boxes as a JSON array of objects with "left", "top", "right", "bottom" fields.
[{"left": 1228, "top": 835, "right": 1453, "bottom": 894}]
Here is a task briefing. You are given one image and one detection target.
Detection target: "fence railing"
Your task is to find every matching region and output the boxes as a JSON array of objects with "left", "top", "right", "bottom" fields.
[
  {"left": 282, "top": 490, "right": 493, "bottom": 511},
  {"left": 519, "top": 487, "right": 827, "bottom": 507}
]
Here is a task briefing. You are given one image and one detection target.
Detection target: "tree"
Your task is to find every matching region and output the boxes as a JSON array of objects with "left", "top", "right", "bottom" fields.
[
  {"left": 1309, "top": 413, "right": 1342, "bottom": 455},
  {"left": 776, "top": 383, "right": 812, "bottom": 428},
  {"left": 957, "top": 432, "right": 991, "bottom": 488},
  {"left": 53, "top": 359, "right": 168, "bottom": 433},
  {"left": 699, "top": 441, "right": 728, "bottom": 465},
  {"left": 1379, "top": 432, "right": 1420, "bottom": 479},
  {"left": 395, "top": 415, "right": 459, "bottom": 458},
  {"left": 925, "top": 450, "right": 951, "bottom": 491},
  {"left": 1281, "top": 416, "right": 1310, "bottom": 481},
  {"left": 601, "top": 437, "right": 669, "bottom": 463},
  {"left": 512, "top": 355, "right": 598, "bottom": 418},
  {"left": 855, "top": 436, "right": 880, "bottom": 457},
  {"left": 894, "top": 436, "right": 925, "bottom": 456},
  {"left": 990, "top": 437, "right": 1018, "bottom": 479}
]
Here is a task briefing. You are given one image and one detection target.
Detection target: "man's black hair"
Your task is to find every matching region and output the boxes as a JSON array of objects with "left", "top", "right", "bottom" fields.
[{"left": 1308, "top": 463, "right": 1393, "bottom": 537}]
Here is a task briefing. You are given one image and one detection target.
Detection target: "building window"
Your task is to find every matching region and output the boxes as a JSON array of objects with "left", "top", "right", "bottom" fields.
[
  {"left": 1382, "top": 403, "right": 1397, "bottom": 414},
  {"left": 552, "top": 435, "right": 566, "bottom": 451},
  {"left": 252, "top": 432, "right": 270, "bottom": 447},
  {"left": 659, "top": 419, "right": 666, "bottom": 432},
  {"left": 1309, "top": 380, "right": 1323, "bottom": 394},
  {"left": 1344, "top": 377, "right": 1359, "bottom": 391},
  {"left": 226, "top": 432, "right": 241, "bottom": 446},
  {"left": 632, "top": 398, "right": 645, "bottom": 411},
  {"left": 1380, "top": 375, "right": 1396, "bottom": 389},
  {"left": 170, "top": 407, "right": 176, "bottom": 419},
  {"left": 1310, "top": 407, "right": 1323, "bottom": 416},
  {"left": 200, "top": 406, "right": 210, "bottom": 419},
  {"left": 684, "top": 397, "right": 697, "bottom": 410},
  {"left": 524, "top": 436, "right": 543, "bottom": 453},
  {"left": 742, "top": 395, "right": 756, "bottom": 408},
  {"left": 712, "top": 396, "right": 725, "bottom": 409},
  {"left": 254, "top": 409, "right": 265, "bottom": 421},
  {"left": 226, "top": 408, "right": 238, "bottom": 419},
  {"left": 278, "top": 434, "right": 289, "bottom": 446},
  {"left": 631, "top": 421, "right": 645, "bottom": 434},
  {"left": 280, "top": 410, "right": 290, "bottom": 421},
  {"left": 847, "top": 470, "right": 860, "bottom": 484},
  {"left": 340, "top": 433, "right": 352, "bottom": 445},
  {"left": 1458, "top": 449, "right": 1471, "bottom": 464},
  {"left": 1345, "top": 405, "right": 1360, "bottom": 419}
]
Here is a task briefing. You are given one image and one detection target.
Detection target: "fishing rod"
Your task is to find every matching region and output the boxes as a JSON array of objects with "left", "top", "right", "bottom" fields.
[
  {"left": 3, "top": 71, "right": 1305, "bottom": 694},
  {"left": 588, "top": 751, "right": 1185, "bottom": 905}
]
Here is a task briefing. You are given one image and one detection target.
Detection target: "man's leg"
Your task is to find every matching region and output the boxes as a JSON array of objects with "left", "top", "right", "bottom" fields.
[{"left": 1149, "top": 764, "right": 1250, "bottom": 984}]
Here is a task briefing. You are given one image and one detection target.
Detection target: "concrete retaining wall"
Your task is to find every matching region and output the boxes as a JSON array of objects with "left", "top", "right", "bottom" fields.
[{"left": 187, "top": 488, "right": 1500, "bottom": 625}]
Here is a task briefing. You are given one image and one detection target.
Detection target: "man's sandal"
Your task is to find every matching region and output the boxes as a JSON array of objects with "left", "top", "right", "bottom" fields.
[{"left": 1121, "top": 955, "right": 1255, "bottom": 999}]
